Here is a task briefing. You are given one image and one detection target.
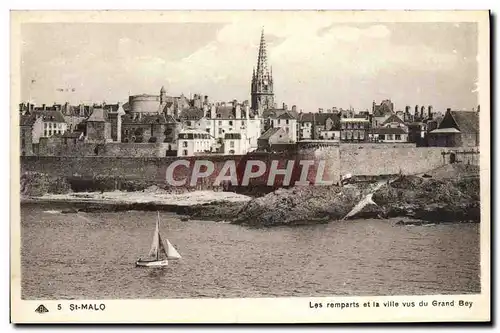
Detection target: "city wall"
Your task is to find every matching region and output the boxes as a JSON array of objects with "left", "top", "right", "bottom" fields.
[
  {"left": 38, "top": 141, "right": 176, "bottom": 158},
  {"left": 20, "top": 146, "right": 479, "bottom": 192}
]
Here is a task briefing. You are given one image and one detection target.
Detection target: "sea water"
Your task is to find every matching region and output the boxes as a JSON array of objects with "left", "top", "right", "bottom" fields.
[{"left": 21, "top": 206, "right": 480, "bottom": 299}]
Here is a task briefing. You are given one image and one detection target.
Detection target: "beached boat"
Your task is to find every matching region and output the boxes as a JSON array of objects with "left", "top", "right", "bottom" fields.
[{"left": 136, "top": 212, "right": 181, "bottom": 267}]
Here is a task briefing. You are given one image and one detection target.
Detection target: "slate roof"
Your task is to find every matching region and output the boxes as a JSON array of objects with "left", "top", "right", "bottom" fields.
[
  {"left": 179, "top": 107, "right": 204, "bottom": 121},
  {"left": 22, "top": 110, "right": 67, "bottom": 124},
  {"left": 262, "top": 108, "right": 299, "bottom": 119},
  {"left": 277, "top": 112, "right": 295, "bottom": 120},
  {"left": 20, "top": 114, "right": 37, "bottom": 126},
  {"left": 449, "top": 111, "right": 479, "bottom": 134},
  {"left": 258, "top": 127, "right": 283, "bottom": 140},
  {"left": 371, "top": 127, "right": 407, "bottom": 135},
  {"left": 87, "top": 108, "right": 107, "bottom": 122},
  {"left": 382, "top": 114, "right": 405, "bottom": 126},
  {"left": 122, "top": 113, "right": 170, "bottom": 125}
]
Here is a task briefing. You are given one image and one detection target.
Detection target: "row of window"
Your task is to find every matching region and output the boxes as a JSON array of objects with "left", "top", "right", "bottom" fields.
[
  {"left": 188, "top": 120, "right": 247, "bottom": 127},
  {"left": 341, "top": 131, "right": 366, "bottom": 140},
  {"left": 43, "top": 129, "right": 65, "bottom": 137},
  {"left": 341, "top": 123, "right": 369, "bottom": 129},
  {"left": 181, "top": 140, "right": 211, "bottom": 148},
  {"left": 376, "top": 134, "right": 403, "bottom": 140},
  {"left": 44, "top": 122, "right": 64, "bottom": 129}
]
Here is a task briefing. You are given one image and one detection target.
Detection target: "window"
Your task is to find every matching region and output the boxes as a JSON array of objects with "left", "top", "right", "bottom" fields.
[
  {"left": 229, "top": 120, "right": 233, "bottom": 126},
  {"left": 206, "top": 129, "right": 210, "bottom": 133},
  {"left": 183, "top": 150, "right": 188, "bottom": 156},
  {"left": 241, "top": 120, "right": 245, "bottom": 126},
  {"left": 230, "top": 141, "right": 235, "bottom": 148},
  {"left": 379, "top": 134, "right": 385, "bottom": 140},
  {"left": 285, "top": 128, "right": 289, "bottom": 133},
  {"left": 332, "top": 133, "right": 335, "bottom": 139},
  {"left": 387, "top": 134, "right": 393, "bottom": 140},
  {"left": 395, "top": 134, "right": 401, "bottom": 140},
  {"left": 286, "top": 119, "right": 289, "bottom": 125},
  {"left": 186, "top": 121, "right": 191, "bottom": 126},
  {"left": 21, "top": 139, "right": 25, "bottom": 148},
  {"left": 182, "top": 141, "right": 188, "bottom": 148},
  {"left": 218, "top": 128, "right": 223, "bottom": 135},
  {"left": 218, "top": 121, "right": 222, "bottom": 126}
]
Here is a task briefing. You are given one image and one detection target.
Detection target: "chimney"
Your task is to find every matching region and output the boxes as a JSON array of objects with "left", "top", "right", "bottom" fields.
[
  {"left": 202, "top": 104, "right": 208, "bottom": 118},
  {"left": 420, "top": 106, "right": 425, "bottom": 120},
  {"left": 211, "top": 105, "right": 217, "bottom": 119},
  {"left": 414, "top": 105, "right": 419, "bottom": 119},
  {"left": 42, "top": 104, "right": 46, "bottom": 110},
  {"left": 477, "top": 105, "right": 480, "bottom": 112},
  {"left": 245, "top": 105, "right": 250, "bottom": 119},
  {"left": 282, "top": 103, "right": 287, "bottom": 110},
  {"left": 446, "top": 108, "right": 451, "bottom": 112},
  {"left": 235, "top": 104, "right": 242, "bottom": 119},
  {"left": 318, "top": 108, "right": 323, "bottom": 114},
  {"left": 292, "top": 105, "right": 297, "bottom": 113},
  {"left": 427, "top": 105, "right": 433, "bottom": 119}
]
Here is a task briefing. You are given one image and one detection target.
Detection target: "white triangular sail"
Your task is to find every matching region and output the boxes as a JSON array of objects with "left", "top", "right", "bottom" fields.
[
  {"left": 148, "top": 216, "right": 160, "bottom": 258},
  {"left": 145, "top": 212, "right": 181, "bottom": 261},
  {"left": 166, "top": 239, "right": 182, "bottom": 259}
]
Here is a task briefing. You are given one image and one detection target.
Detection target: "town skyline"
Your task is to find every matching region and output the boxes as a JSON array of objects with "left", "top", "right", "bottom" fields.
[{"left": 21, "top": 20, "right": 478, "bottom": 112}]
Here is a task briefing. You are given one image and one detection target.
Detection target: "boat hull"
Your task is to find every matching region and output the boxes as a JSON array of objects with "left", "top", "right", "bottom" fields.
[{"left": 135, "top": 259, "right": 168, "bottom": 267}]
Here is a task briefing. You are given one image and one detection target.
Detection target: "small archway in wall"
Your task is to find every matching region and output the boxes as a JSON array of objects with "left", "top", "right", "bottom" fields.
[{"left": 449, "top": 152, "right": 456, "bottom": 164}]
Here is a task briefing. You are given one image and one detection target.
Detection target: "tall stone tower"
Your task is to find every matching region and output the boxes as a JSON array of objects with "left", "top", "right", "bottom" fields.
[
  {"left": 251, "top": 29, "right": 274, "bottom": 113},
  {"left": 160, "top": 86, "right": 167, "bottom": 104}
]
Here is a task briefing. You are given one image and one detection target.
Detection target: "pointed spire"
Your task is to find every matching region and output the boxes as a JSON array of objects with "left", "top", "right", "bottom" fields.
[{"left": 256, "top": 27, "right": 268, "bottom": 78}]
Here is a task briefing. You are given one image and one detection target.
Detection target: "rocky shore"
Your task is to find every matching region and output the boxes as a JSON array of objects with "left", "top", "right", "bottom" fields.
[{"left": 21, "top": 164, "right": 480, "bottom": 227}]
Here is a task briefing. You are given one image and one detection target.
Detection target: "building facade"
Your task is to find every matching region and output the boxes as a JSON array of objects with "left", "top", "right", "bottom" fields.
[
  {"left": 177, "top": 129, "right": 216, "bottom": 156},
  {"left": 340, "top": 116, "right": 371, "bottom": 142}
]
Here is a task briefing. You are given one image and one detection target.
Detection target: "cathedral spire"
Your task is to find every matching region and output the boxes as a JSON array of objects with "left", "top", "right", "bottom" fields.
[
  {"left": 256, "top": 28, "right": 268, "bottom": 77},
  {"left": 251, "top": 28, "right": 274, "bottom": 113}
]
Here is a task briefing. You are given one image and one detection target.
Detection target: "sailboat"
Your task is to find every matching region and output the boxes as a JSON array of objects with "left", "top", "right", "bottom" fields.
[{"left": 136, "top": 212, "right": 182, "bottom": 267}]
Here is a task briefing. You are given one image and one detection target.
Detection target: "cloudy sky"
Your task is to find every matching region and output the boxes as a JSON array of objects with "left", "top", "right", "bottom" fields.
[{"left": 20, "top": 18, "right": 478, "bottom": 112}]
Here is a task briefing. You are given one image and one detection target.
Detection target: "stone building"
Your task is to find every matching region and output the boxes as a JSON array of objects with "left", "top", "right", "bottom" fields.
[
  {"left": 121, "top": 113, "right": 180, "bottom": 144},
  {"left": 368, "top": 127, "right": 408, "bottom": 143},
  {"left": 340, "top": 115, "right": 371, "bottom": 142},
  {"left": 257, "top": 127, "right": 292, "bottom": 151},
  {"left": 86, "top": 108, "right": 111, "bottom": 143},
  {"left": 179, "top": 100, "right": 261, "bottom": 153},
  {"left": 298, "top": 111, "right": 341, "bottom": 141},
  {"left": 428, "top": 109, "right": 479, "bottom": 147},
  {"left": 271, "top": 111, "right": 298, "bottom": 143},
  {"left": 177, "top": 129, "right": 215, "bottom": 157}
]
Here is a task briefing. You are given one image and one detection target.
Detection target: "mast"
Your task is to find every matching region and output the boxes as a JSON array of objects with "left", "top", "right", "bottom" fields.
[{"left": 156, "top": 212, "right": 160, "bottom": 261}]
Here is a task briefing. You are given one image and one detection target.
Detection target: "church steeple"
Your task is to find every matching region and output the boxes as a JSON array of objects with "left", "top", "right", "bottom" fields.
[
  {"left": 256, "top": 29, "right": 268, "bottom": 77},
  {"left": 251, "top": 28, "right": 274, "bottom": 113}
]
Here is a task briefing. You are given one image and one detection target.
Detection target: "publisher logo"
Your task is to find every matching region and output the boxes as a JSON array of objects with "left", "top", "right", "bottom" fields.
[{"left": 35, "top": 304, "right": 49, "bottom": 314}]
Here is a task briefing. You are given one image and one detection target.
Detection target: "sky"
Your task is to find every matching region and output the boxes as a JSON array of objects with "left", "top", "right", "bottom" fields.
[{"left": 20, "top": 18, "right": 479, "bottom": 112}]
